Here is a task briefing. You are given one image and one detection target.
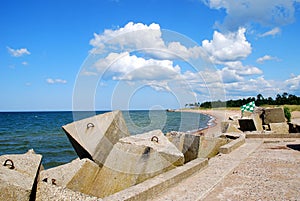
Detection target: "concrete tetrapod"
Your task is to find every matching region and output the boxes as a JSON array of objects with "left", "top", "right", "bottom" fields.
[
  {"left": 88, "top": 130, "right": 184, "bottom": 198},
  {"left": 62, "top": 110, "right": 130, "bottom": 166},
  {"left": 0, "top": 149, "right": 42, "bottom": 201}
]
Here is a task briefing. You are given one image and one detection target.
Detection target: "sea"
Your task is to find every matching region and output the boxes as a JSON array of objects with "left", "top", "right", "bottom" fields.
[{"left": 0, "top": 110, "right": 212, "bottom": 169}]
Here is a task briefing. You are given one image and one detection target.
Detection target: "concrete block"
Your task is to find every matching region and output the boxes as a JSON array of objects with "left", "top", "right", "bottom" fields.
[
  {"left": 222, "top": 121, "right": 242, "bottom": 133},
  {"left": 198, "top": 136, "right": 229, "bottom": 158},
  {"left": 166, "top": 131, "right": 185, "bottom": 153},
  {"left": 36, "top": 182, "right": 102, "bottom": 201},
  {"left": 104, "top": 158, "right": 208, "bottom": 201},
  {"left": 242, "top": 110, "right": 252, "bottom": 118},
  {"left": 269, "top": 122, "right": 289, "bottom": 134},
  {"left": 223, "top": 133, "right": 242, "bottom": 139},
  {"left": 263, "top": 108, "right": 286, "bottom": 124},
  {"left": 182, "top": 134, "right": 201, "bottom": 163},
  {"left": 238, "top": 119, "right": 257, "bottom": 131},
  {"left": 166, "top": 131, "right": 201, "bottom": 163},
  {"left": 62, "top": 110, "right": 130, "bottom": 166},
  {"left": 167, "top": 132, "right": 230, "bottom": 160},
  {"left": 40, "top": 158, "right": 100, "bottom": 195},
  {"left": 246, "top": 133, "right": 300, "bottom": 138},
  {"left": 219, "top": 135, "right": 245, "bottom": 154},
  {"left": 251, "top": 113, "right": 264, "bottom": 131},
  {"left": 288, "top": 122, "right": 300, "bottom": 133},
  {"left": 0, "top": 149, "right": 42, "bottom": 201},
  {"left": 228, "top": 115, "right": 240, "bottom": 121},
  {"left": 221, "top": 121, "right": 230, "bottom": 133},
  {"left": 88, "top": 130, "right": 184, "bottom": 198}
]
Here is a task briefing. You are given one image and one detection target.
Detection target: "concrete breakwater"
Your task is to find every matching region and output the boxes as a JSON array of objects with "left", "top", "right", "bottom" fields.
[
  {"left": 5, "top": 106, "right": 298, "bottom": 200},
  {"left": 1, "top": 110, "right": 247, "bottom": 200}
]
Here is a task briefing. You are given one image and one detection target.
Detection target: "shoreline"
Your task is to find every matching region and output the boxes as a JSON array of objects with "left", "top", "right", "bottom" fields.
[
  {"left": 178, "top": 109, "right": 242, "bottom": 137},
  {"left": 180, "top": 109, "right": 300, "bottom": 137}
]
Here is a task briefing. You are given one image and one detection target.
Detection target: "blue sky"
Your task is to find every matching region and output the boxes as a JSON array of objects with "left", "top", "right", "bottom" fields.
[{"left": 1, "top": 0, "right": 300, "bottom": 111}]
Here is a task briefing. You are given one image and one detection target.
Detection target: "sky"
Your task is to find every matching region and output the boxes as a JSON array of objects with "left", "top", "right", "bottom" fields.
[{"left": 1, "top": 0, "right": 300, "bottom": 111}]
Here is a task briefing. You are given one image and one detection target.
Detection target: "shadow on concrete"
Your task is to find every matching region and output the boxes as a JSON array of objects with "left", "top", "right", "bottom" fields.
[{"left": 287, "top": 144, "right": 300, "bottom": 152}]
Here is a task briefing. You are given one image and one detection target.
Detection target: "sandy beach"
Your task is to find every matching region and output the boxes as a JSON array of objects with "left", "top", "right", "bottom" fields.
[
  {"left": 180, "top": 109, "right": 242, "bottom": 137},
  {"left": 182, "top": 108, "right": 300, "bottom": 137}
]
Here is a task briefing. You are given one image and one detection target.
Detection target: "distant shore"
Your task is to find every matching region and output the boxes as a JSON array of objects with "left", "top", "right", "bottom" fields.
[{"left": 180, "top": 108, "right": 300, "bottom": 137}]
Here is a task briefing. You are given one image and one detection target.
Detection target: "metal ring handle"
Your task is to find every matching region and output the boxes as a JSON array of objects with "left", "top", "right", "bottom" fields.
[
  {"left": 87, "top": 123, "right": 94, "bottom": 128},
  {"left": 3, "top": 159, "right": 15, "bottom": 169},
  {"left": 151, "top": 136, "right": 159, "bottom": 143}
]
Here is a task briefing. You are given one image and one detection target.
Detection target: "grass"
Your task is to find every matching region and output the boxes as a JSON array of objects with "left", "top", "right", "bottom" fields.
[
  {"left": 283, "top": 105, "right": 300, "bottom": 112},
  {"left": 260, "top": 105, "right": 300, "bottom": 112}
]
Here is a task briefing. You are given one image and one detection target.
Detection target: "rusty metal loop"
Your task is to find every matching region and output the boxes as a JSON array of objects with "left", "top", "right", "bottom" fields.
[
  {"left": 3, "top": 159, "right": 15, "bottom": 169},
  {"left": 87, "top": 123, "right": 94, "bottom": 128},
  {"left": 151, "top": 136, "right": 159, "bottom": 143},
  {"left": 51, "top": 178, "right": 56, "bottom": 185}
]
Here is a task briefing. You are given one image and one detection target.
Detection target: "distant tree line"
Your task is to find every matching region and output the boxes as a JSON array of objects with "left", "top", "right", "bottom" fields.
[{"left": 186, "top": 92, "right": 300, "bottom": 109}]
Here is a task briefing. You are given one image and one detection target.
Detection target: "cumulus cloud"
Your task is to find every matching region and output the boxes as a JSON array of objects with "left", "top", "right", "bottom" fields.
[
  {"left": 285, "top": 75, "right": 300, "bottom": 91},
  {"left": 87, "top": 21, "right": 283, "bottom": 99},
  {"left": 224, "top": 61, "right": 263, "bottom": 75},
  {"left": 89, "top": 22, "right": 206, "bottom": 60},
  {"left": 259, "top": 27, "right": 281, "bottom": 37},
  {"left": 256, "top": 55, "right": 280, "bottom": 63},
  {"left": 46, "top": 78, "right": 67, "bottom": 84},
  {"left": 202, "top": 0, "right": 300, "bottom": 31},
  {"left": 90, "top": 22, "right": 164, "bottom": 53},
  {"left": 223, "top": 76, "right": 280, "bottom": 98},
  {"left": 93, "top": 51, "right": 181, "bottom": 81},
  {"left": 202, "top": 28, "right": 252, "bottom": 63},
  {"left": 7, "top": 47, "right": 31, "bottom": 57},
  {"left": 219, "top": 67, "right": 244, "bottom": 83}
]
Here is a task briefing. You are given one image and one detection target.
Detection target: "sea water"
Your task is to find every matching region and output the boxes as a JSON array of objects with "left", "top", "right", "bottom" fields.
[{"left": 0, "top": 110, "right": 211, "bottom": 169}]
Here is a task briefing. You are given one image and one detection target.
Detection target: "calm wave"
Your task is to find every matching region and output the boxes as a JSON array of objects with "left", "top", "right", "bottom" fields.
[{"left": 0, "top": 110, "right": 210, "bottom": 169}]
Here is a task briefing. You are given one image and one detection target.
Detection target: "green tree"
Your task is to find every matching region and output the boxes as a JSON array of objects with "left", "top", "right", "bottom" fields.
[{"left": 284, "top": 106, "right": 291, "bottom": 122}]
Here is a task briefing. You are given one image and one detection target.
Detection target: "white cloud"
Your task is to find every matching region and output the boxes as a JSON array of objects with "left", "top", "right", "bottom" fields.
[
  {"left": 87, "top": 21, "right": 297, "bottom": 100},
  {"left": 285, "top": 75, "right": 300, "bottom": 91},
  {"left": 181, "top": 61, "right": 262, "bottom": 86},
  {"left": 90, "top": 22, "right": 164, "bottom": 53},
  {"left": 202, "top": 28, "right": 252, "bottom": 63},
  {"left": 259, "top": 27, "right": 281, "bottom": 37},
  {"left": 219, "top": 67, "right": 244, "bottom": 83},
  {"left": 256, "top": 55, "right": 280, "bottom": 64},
  {"left": 224, "top": 61, "right": 263, "bottom": 75},
  {"left": 7, "top": 47, "right": 31, "bottom": 57},
  {"left": 89, "top": 21, "right": 206, "bottom": 60},
  {"left": 22, "top": 61, "right": 28, "bottom": 66},
  {"left": 46, "top": 78, "right": 67, "bottom": 84},
  {"left": 223, "top": 76, "right": 280, "bottom": 98},
  {"left": 202, "top": 0, "right": 300, "bottom": 31},
  {"left": 93, "top": 51, "right": 181, "bottom": 82}
]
